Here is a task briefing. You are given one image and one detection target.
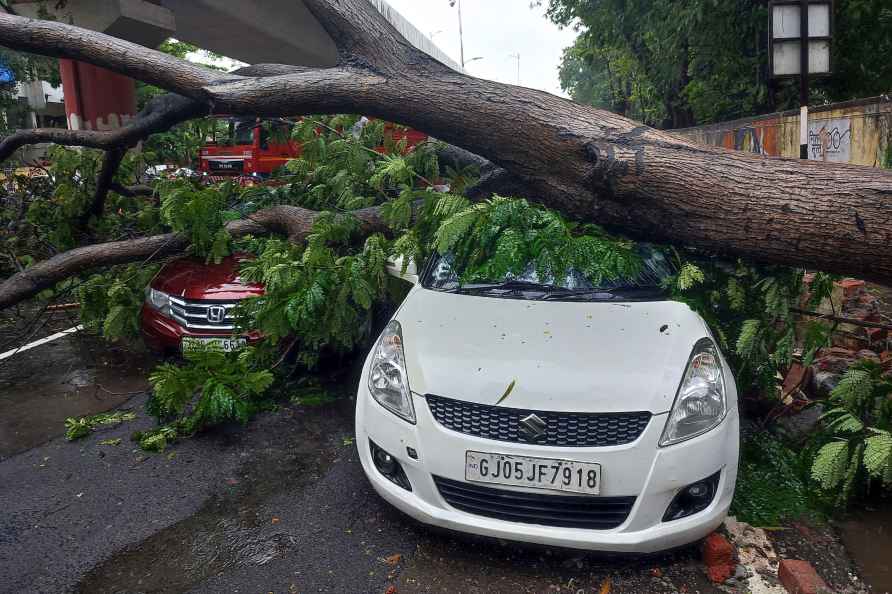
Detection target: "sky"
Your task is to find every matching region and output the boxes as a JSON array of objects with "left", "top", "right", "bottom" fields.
[{"left": 384, "top": 0, "right": 578, "bottom": 97}]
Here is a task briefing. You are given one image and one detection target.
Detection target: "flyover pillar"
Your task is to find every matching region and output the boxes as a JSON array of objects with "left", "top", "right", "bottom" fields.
[{"left": 58, "top": 60, "right": 137, "bottom": 130}]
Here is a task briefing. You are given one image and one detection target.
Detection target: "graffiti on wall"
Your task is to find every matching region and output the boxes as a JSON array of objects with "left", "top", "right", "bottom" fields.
[
  {"left": 808, "top": 117, "right": 852, "bottom": 162},
  {"left": 709, "top": 119, "right": 779, "bottom": 156}
]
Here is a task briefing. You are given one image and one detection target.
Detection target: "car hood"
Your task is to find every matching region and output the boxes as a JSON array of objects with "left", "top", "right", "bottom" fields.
[
  {"left": 152, "top": 254, "right": 264, "bottom": 300},
  {"left": 395, "top": 287, "right": 714, "bottom": 414}
]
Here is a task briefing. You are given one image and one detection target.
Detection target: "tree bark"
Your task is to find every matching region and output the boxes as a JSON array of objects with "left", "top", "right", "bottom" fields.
[
  {"left": 82, "top": 147, "right": 126, "bottom": 226},
  {"left": 0, "top": 2, "right": 890, "bottom": 295}
]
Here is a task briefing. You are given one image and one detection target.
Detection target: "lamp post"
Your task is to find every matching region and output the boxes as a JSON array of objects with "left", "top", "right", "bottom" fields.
[
  {"left": 448, "top": 0, "right": 466, "bottom": 69},
  {"left": 508, "top": 52, "right": 520, "bottom": 85},
  {"left": 769, "top": 0, "right": 832, "bottom": 160}
]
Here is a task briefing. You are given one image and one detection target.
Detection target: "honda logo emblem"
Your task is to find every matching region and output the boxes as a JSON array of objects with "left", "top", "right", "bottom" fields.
[
  {"left": 519, "top": 413, "right": 547, "bottom": 441},
  {"left": 207, "top": 305, "right": 226, "bottom": 323}
]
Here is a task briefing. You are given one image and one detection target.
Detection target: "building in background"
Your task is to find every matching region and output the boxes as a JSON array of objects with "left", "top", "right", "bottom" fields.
[{"left": 1, "top": 77, "right": 66, "bottom": 164}]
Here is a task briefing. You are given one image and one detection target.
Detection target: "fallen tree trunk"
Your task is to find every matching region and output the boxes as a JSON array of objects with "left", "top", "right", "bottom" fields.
[{"left": 0, "top": 0, "right": 891, "bottom": 306}]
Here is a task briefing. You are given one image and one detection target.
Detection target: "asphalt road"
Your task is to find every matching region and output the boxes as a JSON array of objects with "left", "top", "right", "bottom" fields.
[{"left": 0, "top": 384, "right": 730, "bottom": 594}]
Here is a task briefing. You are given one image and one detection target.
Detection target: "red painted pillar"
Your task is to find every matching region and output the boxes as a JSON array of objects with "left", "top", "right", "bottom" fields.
[{"left": 58, "top": 59, "right": 137, "bottom": 130}]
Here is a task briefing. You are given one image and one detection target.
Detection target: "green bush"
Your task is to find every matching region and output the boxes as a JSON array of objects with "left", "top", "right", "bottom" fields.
[
  {"left": 731, "top": 432, "right": 819, "bottom": 526},
  {"left": 810, "top": 360, "right": 892, "bottom": 506}
]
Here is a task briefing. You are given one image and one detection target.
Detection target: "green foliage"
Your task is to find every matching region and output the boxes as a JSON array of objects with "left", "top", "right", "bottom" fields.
[
  {"left": 65, "top": 411, "right": 137, "bottom": 441},
  {"left": 671, "top": 262, "right": 836, "bottom": 397},
  {"left": 432, "top": 195, "right": 642, "bottom": 286},
  {"left": 547, "top": 0, "right": 773, "bottom": 127},
  {"left": 77, "top": 264, "right": 160, "bottom": 339},
  {"left": 5, "top": 147, "right": 162, "bottom": 283},
  {"left": 158, "top": 180, "right": 236, "bottom": 262},
  {"left": 674, "top": 262, "right": 704, "bottom": 291},
  {"left": 132, "top": 425, "right": 179, "bottom": 452},
  {"left": 548, "top": 0, "right": 892, "bottom": 127},
  {"left": 147, "top": 346, "right": 274, "bottom": 436},
  {"left": 810, "top": 360, "right": 892, "bottom": 505},
  {"left": 236, "top": 224, "right": 390, "bottom": 367},
  {"left": 731, "top": 432, "right": 819, "bottom": 526}
]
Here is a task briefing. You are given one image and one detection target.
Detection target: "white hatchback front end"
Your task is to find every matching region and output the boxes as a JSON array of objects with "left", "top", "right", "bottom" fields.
[{"left": 356, "top": 279, "right": 739, "bottom": 553}]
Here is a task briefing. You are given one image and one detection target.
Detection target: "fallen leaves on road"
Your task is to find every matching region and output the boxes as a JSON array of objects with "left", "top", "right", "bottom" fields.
[{"left": 383, "top": 553, "right": 402, "bottom": 566}]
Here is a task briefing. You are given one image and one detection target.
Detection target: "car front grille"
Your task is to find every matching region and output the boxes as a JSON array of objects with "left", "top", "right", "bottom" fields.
[
  {"left": 425, "top": 394, "right": 651, "bottom": 447},
  {"left": 433, "top": 476, "right": 635, "bottom": 529},
  {"left": 169, "top": 296, "right": 238, "bottom": 331}
]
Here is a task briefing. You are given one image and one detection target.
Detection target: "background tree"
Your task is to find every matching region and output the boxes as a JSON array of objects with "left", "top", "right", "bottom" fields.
[{"left": 549, "top": 0, "right": 892, "bottom": 128}]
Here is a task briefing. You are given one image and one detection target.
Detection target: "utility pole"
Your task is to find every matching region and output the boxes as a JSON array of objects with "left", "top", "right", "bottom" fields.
[{"left": 799, "top": 0, "right": 809, "bottom": 159}]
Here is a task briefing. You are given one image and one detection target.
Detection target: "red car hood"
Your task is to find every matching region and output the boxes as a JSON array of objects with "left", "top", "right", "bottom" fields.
[{"left": 152, "top": 254, "right": 265, "bottom": 300}]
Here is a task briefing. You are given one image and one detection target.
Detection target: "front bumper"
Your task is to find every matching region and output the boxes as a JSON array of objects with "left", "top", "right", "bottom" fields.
[
  {"left": 356, "top": 381, "right": 739, "bottom": 553},
  {"left": 139, "top": 305, "right": 262, "bottom": 353}
]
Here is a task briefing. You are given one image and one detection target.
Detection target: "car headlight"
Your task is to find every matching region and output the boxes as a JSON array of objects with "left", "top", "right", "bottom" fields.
[
  {"left": 368, "top": 320, "right": 415, "bottom": 423},
  {"left": 660, "top": 338, "right": 727, "bottom": 446},
  {"left": 145, "top": 287, "right": 171, "bottom": 318}
]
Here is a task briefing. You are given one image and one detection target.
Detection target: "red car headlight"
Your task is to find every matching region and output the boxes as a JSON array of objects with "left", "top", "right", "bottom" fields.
[{"left": 145, "top": 287, "right": 172, "bottom": 318}]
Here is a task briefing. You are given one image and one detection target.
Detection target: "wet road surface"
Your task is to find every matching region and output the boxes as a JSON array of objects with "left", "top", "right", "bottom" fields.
[
  {"left": 0, "top": 385, "right": 725, "bottom": 594},
  {"left": 0, "top": 328, "right": 876, "bottom": 594},
  {"left": 0, "top": 331, "right": 156, "bottom": 459}
]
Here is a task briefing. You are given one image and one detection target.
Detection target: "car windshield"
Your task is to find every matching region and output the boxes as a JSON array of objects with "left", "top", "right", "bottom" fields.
[{"left": 422, "top": 246, "right": 675, "bottom": 301}]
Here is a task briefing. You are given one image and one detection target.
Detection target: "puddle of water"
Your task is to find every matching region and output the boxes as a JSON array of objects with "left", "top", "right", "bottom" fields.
[
  {"left": 0, "top": 333, "right": 158, "bottom": 458},
  {"left": 75, "top": 402, "right": 351, "bottom": 594},
  {"left": 838, "top": 503, "right": 892, "bottom": 594}
]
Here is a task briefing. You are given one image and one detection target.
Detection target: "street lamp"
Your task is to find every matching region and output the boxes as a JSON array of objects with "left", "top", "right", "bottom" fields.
[
  {"left": 448, "top": 0, "right": 466, "bottom": 69},
  {"left": 465, "top": 56, "right": 484, "bottom": 66},
  {"left": 508, "top": 52, "right": 520, "bottom": 85},
  {"left": 769, "top": 0, "right": 832, "bottom": 159}
]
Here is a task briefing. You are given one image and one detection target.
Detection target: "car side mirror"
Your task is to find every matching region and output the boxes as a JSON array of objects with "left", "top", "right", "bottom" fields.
[{"left": 385, "top": 256, "right": 419, "bottom": 284}]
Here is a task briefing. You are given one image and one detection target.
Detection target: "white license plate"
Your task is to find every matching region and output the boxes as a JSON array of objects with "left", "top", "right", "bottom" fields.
[
  {"left": 181, "top": 337, "right": 247, "bottom": 353},
  {"left": 465, "top": 451, "right": 601, "bottom": 495}
]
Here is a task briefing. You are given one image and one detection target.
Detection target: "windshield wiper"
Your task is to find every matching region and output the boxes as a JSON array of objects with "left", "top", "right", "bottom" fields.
[
  {"left": 445, "top": 280, "right": 561, "bottom": 294},
  {"left": 541, "top": 285, "right": 664, "bottom": 301}
]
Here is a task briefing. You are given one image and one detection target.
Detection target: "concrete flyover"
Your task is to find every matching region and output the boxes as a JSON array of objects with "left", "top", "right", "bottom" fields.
[{"left": 10, "top": 0, "right": 459, "bottom": 130}]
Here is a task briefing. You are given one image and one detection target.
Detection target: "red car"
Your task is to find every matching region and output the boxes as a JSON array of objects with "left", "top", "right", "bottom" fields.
[{"left": 141, "top": 254, "right": 264, "bottom": 354}]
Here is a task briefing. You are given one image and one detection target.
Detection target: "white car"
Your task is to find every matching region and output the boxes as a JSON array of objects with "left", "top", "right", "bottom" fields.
[{"left": 356, "top": 252, "right": 739, "bottom": 553}]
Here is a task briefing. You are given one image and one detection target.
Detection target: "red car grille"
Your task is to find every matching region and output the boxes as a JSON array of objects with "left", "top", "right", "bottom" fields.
[{"left": 169, "top": 296, "right": 238, "bottom": 331}]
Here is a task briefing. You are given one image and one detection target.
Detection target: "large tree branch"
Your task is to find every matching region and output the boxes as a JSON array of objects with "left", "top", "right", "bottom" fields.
[
  {"left": 0, "top": 93, "right": 207, "bottom": 160},
  {"left": 0, "top": 13, "right": 223, "bottom": 98},
  {"left": 0, "top": 204, "right": 392, "bottom": 309},
  {"left": 0, "top": 3, "right": 890, "bottom": 288},
  {"left": 0, "top": 64, "right": 310, "bottom": 161},
  {"left": 108, "top": 182, "right": 154, "bottom": 198},
  {"left": 81, "top": 147, "right": 126, "bottom": 226}
]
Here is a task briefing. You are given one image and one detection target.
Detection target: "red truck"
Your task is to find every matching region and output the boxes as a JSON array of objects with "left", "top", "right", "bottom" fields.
[
  {"left": 199, "top": 117, "right": 299, "bottom": 178},
  {"left": 198, "top": 117, "right": 429, "bottom": 179},
  {"left": 141, "top": 254, "right": 264, "bottom": 354}
]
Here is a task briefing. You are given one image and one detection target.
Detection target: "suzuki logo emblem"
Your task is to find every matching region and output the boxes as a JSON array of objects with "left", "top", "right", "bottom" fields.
[
  {"left": 519, "top": 413, "right": 547, "bottom": 441},
  {"left": 207, "top": 305, "right": 226, "bottom": 323}
]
